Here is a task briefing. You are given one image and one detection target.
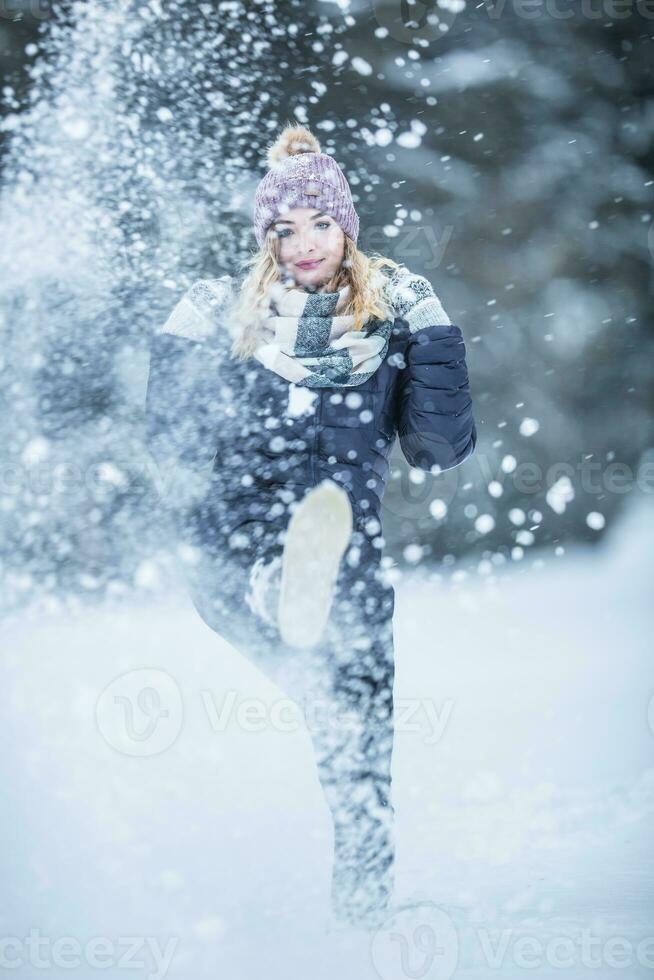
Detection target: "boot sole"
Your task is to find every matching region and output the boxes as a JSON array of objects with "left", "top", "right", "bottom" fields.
[{"left": 278, "top": 480, "right": 353, "bottom": 649}]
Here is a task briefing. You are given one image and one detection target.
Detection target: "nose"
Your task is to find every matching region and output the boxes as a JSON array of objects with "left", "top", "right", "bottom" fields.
[{"left": 295, "top": 228, "right": 316, "bottom": 255}]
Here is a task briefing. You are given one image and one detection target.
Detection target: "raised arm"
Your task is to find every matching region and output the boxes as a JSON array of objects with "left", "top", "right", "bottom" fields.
[
  {"left": 388, "top": 267, "right": 477, "bottom": 472},
  {"left": 144, "top": 277, "right": 233, "bottom": 506}
]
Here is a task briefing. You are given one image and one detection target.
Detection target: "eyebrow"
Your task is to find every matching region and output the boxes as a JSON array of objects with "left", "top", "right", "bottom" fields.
[{"left": 272, "top": 211, "right": 328, "bottom": 227}]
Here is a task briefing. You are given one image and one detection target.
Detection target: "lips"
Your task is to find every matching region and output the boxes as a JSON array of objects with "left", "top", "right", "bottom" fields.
[{"left": 296, "top": 259, "right": 324, "bottom": 270}]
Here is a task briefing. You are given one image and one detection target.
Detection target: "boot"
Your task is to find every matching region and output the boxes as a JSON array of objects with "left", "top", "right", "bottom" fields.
[{"left": 278, "top": 480, "right": 353, "bottom": 650}]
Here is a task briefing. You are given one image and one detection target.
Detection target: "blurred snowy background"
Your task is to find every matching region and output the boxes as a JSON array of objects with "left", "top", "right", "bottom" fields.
[{"left": 0, "top": 0, "right": 652, "bottom": 976}]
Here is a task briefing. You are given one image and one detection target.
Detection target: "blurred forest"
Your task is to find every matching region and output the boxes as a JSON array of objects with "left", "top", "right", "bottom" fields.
[{"left": 0, "top": 0, "right": 652, "bottom": 614}]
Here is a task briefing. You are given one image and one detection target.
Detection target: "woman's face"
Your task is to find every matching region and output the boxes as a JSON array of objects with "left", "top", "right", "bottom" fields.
[{"left": 272, "top": 207, "right": 345, "bottom": 289}]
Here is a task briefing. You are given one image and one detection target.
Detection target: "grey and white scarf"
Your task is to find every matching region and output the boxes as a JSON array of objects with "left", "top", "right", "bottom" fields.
[{"left": 252, "top": 279, "right": 394, "bottom": 388}]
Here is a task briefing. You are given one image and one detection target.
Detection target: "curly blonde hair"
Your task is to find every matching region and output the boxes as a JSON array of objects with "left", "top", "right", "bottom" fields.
[{"left": 229, "top": 230, "right": 402, "bottom": 361}]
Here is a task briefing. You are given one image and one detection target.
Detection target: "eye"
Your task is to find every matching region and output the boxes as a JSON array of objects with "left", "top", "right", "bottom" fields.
[{"left": 276, "top": 220, "right": 331, "bottom": 239}]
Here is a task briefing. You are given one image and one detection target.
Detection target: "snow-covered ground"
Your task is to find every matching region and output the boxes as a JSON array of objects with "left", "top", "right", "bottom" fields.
[{"left": 1, "top": 493, "right": 653, "bottom": 979}]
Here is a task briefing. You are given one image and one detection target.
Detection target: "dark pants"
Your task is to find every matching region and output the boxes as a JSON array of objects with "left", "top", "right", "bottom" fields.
[{"left": 178, "top": 496, "right": 396, "bottom": 927}]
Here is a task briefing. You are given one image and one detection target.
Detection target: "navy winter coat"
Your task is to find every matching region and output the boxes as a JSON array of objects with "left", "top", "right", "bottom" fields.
[{"left": 144, "top": 272, "right": 477, "bottom": 541}]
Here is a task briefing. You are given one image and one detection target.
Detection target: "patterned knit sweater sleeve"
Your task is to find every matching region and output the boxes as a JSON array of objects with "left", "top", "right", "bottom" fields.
[
  {"left": 383, "top": 264, "right": 452, "bottom": 333},
  {"left": 385, "top": 266, "right": 478, "bottom": 473},
  {"left": 144, "top": 277, "right": 234, "bottom": 508},
  {"left": 156, "top": 277, "right": 234, "bottom": 342}
]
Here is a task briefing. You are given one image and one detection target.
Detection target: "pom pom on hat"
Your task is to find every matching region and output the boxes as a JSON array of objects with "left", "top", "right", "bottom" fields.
[{"left": 266, "top": 123, "right": 322, "bottom": 169}]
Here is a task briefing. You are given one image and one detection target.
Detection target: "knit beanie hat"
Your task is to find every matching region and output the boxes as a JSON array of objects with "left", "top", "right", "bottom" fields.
[{"left": 253, "top": 124, "right": 359, "bottom": 248}]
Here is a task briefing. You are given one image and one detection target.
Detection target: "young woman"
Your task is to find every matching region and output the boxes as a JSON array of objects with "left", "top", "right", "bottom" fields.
[{"left": 145, "top": 123, "right": 477, "bottom": 929}]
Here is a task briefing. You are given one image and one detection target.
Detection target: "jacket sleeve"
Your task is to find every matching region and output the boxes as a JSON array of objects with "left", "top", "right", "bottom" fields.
[
  {"left": 144, "top": 277, "right": 233, "bottom": 506},
  {"left": 392, "top": 272, "right": 477, "bottom": 472}
]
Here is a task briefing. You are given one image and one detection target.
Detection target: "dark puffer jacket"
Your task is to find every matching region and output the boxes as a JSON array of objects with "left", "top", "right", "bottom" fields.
[{"left": 144, "top": 268, "right": 477, "bottom": 540}]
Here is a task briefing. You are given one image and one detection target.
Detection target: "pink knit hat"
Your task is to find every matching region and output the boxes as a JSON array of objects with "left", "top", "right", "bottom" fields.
[{"left": 253, "top": 124, "right": 359, "bottom": 248}]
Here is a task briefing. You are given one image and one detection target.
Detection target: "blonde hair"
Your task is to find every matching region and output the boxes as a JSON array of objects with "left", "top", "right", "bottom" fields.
[{"left": 229, "top": 230, "right": 403, "bottom": 361}]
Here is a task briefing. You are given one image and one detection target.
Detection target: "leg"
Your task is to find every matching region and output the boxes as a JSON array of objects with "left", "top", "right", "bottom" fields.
[
  {"left": 177, "top": 500, "right": 323, "bottom": 698},
  {"left": 301, "top": 535, "right": 396, "bottom": 926},
  {"left": 178, "top": 503, "right": 288, "bottom": 670},
  {"left": 179, "top": 499, "right": 397, "bottom": 925}
]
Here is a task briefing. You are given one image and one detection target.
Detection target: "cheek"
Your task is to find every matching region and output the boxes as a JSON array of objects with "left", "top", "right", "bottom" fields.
[{"left": 325, "top": 229, "right": 345, "bottom": 261}]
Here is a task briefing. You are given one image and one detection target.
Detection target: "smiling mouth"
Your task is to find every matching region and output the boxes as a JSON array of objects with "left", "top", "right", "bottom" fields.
[{"left": 296, "top": 259, "right": 324, "bottom": 269}]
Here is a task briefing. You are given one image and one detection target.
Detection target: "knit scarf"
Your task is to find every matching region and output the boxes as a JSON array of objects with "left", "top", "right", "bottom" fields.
[{"left": 252, "top": 280, "right": 394, "bottom": 388}]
